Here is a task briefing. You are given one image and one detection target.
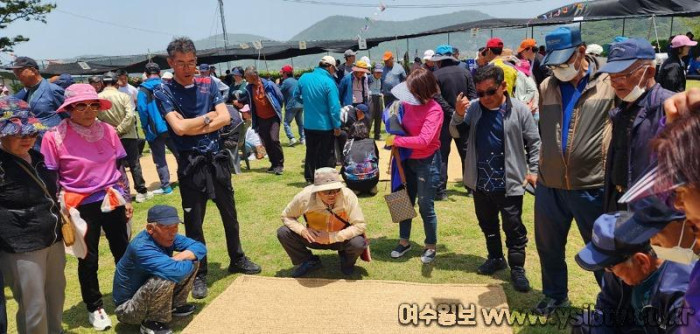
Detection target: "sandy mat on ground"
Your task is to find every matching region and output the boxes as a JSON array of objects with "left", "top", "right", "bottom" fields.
[{"left": 183, "top": 275, "right": 512, "bottom": 334}]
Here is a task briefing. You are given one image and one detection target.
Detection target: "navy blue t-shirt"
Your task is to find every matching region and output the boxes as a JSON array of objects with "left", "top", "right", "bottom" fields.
[
  {"left": 476, "top": 103, "right": 506, "bottom": 193},
  {"left": 154, "top": 77, "right": 225, "bottom": 153},
  {"left": 559, "top": 67, "right": 591, "bottom": 154}
]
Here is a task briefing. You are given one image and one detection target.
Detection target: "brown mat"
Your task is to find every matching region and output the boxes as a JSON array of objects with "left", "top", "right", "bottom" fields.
[{"left": 183, "top": 276, "right": 512, "bottom": 334}]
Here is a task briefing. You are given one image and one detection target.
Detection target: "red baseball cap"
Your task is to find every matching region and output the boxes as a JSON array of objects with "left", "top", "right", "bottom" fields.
[
  {"left": 486, "top": 38, "right": 504, "bottom": 49},
  {"left": 280, "top": 65, "right": 293, "bottom": 74}
]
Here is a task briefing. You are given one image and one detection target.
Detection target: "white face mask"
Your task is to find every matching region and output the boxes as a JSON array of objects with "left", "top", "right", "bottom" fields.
[
  {"left": 621, "top": 66, "right": 649, "bottom": 102},
  {"left": 552, "top": 52, "right": 580, "bottom": 82},
  {"left": 651, "top": 220, "right": 699, "bottom": 265}
]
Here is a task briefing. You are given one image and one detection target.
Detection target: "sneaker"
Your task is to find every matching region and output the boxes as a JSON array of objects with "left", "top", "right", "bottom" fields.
[
  {"left": 477, "top": 257, "right": 508, "bottom": 275},
  {"left": 435, "top": 192, "right": 448, "bottom": 201},
  {"left": 420, "top": 248, "right": 436, "bottom": 264},
  {"left": 135, "top": 192, "right": 148, "bottom": 203},
  {"left": 266, "top": 167, "right": 275, "bottom": 173},
  {"left": 88, "top": 307, "right": 112, "bottom": 331},
  {"left": 228, "top": 256, "right": 262, "bottom": 274},
  {"left": 390, "top": 243, "right": 412, "bottom": 258},
  {"left": 152, "top": 188, "right": 164, "bottom": 195},
  {"left": 274, "top": 166, "right": 284, "bottom": 175},
  {"left": 172, "top": 304, "right": 196, "bottom": 317},
  {"left": 191, "top": 276, "right": 207, "bottom": 299},
  {"left": 533, "top": 297, "right": 571, "bottom": 316},
  {"left": 510, "top": 267, "right": 531, "bottom": 292},
  {"left": 299, "top": 138, "right": 305, "bottom": 145},
  {"left": 140, "top": 320, "right": 173, "bottom": 334},
  {"left": 152, "top": 186, "right": 173, "bottom": 195},
  {"left": 369, "top": 186, "right": 378, "bottom": 195},
  {"left": 292, "top": 256, "right": 322, "bottom": 277},
  {"left": 289, "top": 138, "right": 299, "bottom": 147},
  {"left": 248, "top": 153, "right": 257, "bottom": 161}
]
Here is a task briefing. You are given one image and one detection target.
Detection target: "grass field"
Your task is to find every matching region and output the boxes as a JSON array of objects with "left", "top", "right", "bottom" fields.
[
  {"left": 688, "top": 79, "right": 700, "bottom": 89},
  {"left": 3, "top": 133, "right": 603, "bottom": 334}
]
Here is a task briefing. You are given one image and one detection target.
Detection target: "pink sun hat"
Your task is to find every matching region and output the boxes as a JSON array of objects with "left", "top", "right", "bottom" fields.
[
  {"left": 671, "top": 34, "right": 698, "bottom": 48},
  {"left": 56, "top": 83, "right": 112, "bottom": 112}
]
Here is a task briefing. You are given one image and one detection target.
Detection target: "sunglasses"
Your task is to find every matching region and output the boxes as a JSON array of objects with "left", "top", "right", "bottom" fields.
[
  {"left": 476, "top": 86, "right": 500, "bottom": 98},
  {"left": 71, "top": 102, "right": 101, "bottom": 112},
  {"left": 319, "top": 189, "right": 341, "bottom": 196}
]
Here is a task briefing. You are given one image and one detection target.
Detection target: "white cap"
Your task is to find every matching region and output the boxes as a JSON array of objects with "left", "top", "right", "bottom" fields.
[
  {"left": 586, "top": 44, "right": 604, "bottom": 56},
  {"left": 360, "top": 56, "right": 371, "bottom": 65},
  {"left": 423, "top": 50, "right": 435, "bottom": 61},
  {"left": 320, "top": 55, "right": 336, "bottom": 68},
  {"left": 162, "top": 72, "right": 173, "bottom": 79}
]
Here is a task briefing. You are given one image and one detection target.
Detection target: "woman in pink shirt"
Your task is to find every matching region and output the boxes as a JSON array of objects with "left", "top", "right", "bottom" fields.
[
  {"left": 40, "top": 84, "right": 132, "bottom": 331},
  {"left": 387, "top": 68, "right": 443, "bottom": 264}
]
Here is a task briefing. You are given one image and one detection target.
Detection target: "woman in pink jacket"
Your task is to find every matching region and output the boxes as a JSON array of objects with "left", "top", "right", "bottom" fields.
[{"left": 387, "top": 68, "right": 443, "bottom": 264}]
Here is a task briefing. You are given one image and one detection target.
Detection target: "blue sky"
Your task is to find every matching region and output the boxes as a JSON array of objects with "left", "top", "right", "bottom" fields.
[{"left": 2, "top": 0, "right": 574, "bottom": 61}]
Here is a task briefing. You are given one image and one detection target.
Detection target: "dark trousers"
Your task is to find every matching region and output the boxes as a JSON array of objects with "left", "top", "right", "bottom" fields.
[
  {"left": 369, "top": 95, "right": 384, "bottom": 139},
  {"left": 121, "top": 138, "right": 148, "bottom": 194},
  {"left": 535, "top": 184, "right": 604, "bottom": 301},
  {"left": 304, "top": 129, "right": 336, "bottom": 183},
  {"left": 438, "top": 121, "right": 467, "bottom": 196},
  {"left": 473, "top": 190, "right": 528, "bottom": 268},
  {"left": 257, "top": 117, "right": 284, "bottom": 168},
  {"left": 149, "top": 133, "right": 179, "bottom": 189},
  {"left": 178, "top": 160, "right": 244, "bottom": 278},
  {"left": 77, "top": 202, "right": 129, "bottom": 312},
  {"left": 276, "top": 226, "right": 365, "bottom": 266},
  {"left": 0, "top": 268, "right": 6, "bottom": 334}
]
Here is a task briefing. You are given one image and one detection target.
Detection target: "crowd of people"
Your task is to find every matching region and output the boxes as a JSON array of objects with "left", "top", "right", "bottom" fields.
[{"left": 0, "top": 24, "right": 699, "bottom": 334}]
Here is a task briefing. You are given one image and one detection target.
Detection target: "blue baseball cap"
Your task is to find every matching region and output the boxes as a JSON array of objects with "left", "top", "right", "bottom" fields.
[
  {"left": 232, "top": 68, "right": 243, "bottom": 76},
  {"left": 431, "top": 44, "right": 457, "bottom": 62},
  {"left": 575, "top": 211, "right": 652, "bottom": 271},
  {"left": 543, "top": 26, "right": 583, "bottom": 66},
  {"left": 147, "top": 205, "right": 182, "bottom": 225},
  {"left": 599, "top": 38, "right": 656, "bottom": 74},
  {"left": 199, "top": 64, "right": 210, "bottom": 71}
]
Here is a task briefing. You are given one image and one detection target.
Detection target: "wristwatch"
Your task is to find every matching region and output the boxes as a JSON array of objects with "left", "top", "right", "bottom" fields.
[{"left": 203, "top": 115, "right": 212, "bottom": 126}]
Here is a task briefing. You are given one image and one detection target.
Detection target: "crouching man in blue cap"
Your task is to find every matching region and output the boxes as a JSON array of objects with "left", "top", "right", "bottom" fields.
[
  {"left": 113, "top": 205, "right": 206, "bottom": 334},
  {"left": 571, "top": 209, "right": 693, "bottom": 334}
]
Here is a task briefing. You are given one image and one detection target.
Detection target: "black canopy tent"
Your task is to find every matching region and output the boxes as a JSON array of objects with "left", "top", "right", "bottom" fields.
[{"left": 40, "top": 0, "right": 700, "bottom": 76}]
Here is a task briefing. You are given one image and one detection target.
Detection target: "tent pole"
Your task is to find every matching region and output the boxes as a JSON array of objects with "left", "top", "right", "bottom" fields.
[
  {"left": 290, "top": 57, "right": 294, "bottom": 69},
  {"left": 652, "top": 15, "right": 661, "bottom": 52},
  {"left": 447, "top": 33, "right": 450, "bottom": 45},
  {"left": 406, "top": 38, "right": 409, "bottom": 58},
  {"left": 622, "top": 18, "right": 626, "bottom": 36},
  {"left": 670, "top": 17, "right": 675, "bottom": 36},
  {"left": 490, "top": 29, "right": 493, "bottom": 38},
  {"left": 531, "top": 26, "right": 534, "bottom": 39}
]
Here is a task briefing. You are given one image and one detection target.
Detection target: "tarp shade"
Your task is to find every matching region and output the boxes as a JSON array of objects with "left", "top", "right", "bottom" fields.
[{"left": 41, "top": 0, "right": 700, "bottom": 76}]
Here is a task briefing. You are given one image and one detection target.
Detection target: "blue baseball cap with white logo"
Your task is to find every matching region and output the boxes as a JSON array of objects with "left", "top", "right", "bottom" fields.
[
  {"left": 599, "top": 38, "right": 656, "bottom": 74},
  {"left": 543, "top": 26, "right": 583, "bottom": 66},
  {"left": 575, "top": 211, "right": 651, "bottom": 271}
]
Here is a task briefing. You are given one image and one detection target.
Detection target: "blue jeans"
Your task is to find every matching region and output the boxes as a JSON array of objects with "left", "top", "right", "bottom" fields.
[
  {"left": 283, "top": 108, "right": 304, "bottom": 141},
  {"left": 399, "top": 152, "right": 441, "bottom": 245},
  {"left": 535, "top": 184, "right": 604, "bottom": 301},
  {"left": 149, "top": 133, "right": 179, "bottom": 189}
]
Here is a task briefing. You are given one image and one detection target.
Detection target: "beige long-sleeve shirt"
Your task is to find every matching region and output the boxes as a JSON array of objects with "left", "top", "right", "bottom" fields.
[
  {"left": 98, "top": 86, "right": 138, "bottom": 139},
  {"left": 281, "top": 186, "right": 366, "bottom": 243}
]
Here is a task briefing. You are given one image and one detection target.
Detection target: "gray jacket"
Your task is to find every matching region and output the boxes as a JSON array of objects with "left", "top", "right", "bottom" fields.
[{"left": 450, "top": 95, "right": 540, "bottom": 196}]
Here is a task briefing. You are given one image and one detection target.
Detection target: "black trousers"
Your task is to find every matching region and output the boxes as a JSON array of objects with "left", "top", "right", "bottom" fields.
[
  {"left": 121, "top": 138, "right": 148, "bottom": 194},
  {"left": 276, "top": 226, "right": 365, "bottom": 266},
  {"left": 473, "top": 190, "right": 528, "bottom": 268},
  {"left": 77, "top": 202, "right": 129, "bottom": 312},
  {"left": 304, "top": 129, "right": 336, "bottom": 183},
  {"left": 256, "top": 117, "right": 284, "bottom": 168},
  {"left": 369, "top": 95, "right": 384, "bottom": 140},
  {"left": 178, "top": 153, "right": 245, "bottom": 278},
  {"left": 438, "top": 120, "right": 467, "bottom": 196}
]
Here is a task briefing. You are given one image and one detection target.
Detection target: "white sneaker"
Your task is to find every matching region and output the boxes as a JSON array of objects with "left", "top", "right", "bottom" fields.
[
  {"left": 289, "top": 138, "right": 299, "bottom": 147},
  {"left": 152, "top": 188, "right": 164, "bottom": 195},
  {"left": 135, "top": 191, "right": 154, "bottom": 203},
  {"left": 248, "top": 154, "right": 257, "bottom": 161},
  {"left": 88, "top": 308, "right": 112, "bottom": 331},
  {"left": 421, "top": 249, "right": 437, "bottom": 264}
]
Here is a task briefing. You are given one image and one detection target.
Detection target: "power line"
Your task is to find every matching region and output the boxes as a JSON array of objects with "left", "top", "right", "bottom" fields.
[
  {"left": 55, "top": 9, "right": 175, "bottom": 37},
  {"left": 280, "top": 0, "right": 548, "bottom": 8}
]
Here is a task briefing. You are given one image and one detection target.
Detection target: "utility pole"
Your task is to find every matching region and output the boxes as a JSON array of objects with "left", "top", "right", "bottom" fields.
[{"left": 218, "top": 0, "right": 231, "bottom": 70}]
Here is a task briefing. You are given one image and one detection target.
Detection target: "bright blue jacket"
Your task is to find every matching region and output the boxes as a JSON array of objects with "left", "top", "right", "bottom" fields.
[
  {"left": 14, "top": 79, "right": 65, "bottom": 128},
  {"left": 245, "top": 78, "right": 284, "bottom": 131},
  {"left": 279, "top": 77, "right": 303, "bottom": 110},
  {"left": 338, "top": 73, "right": 370, "bottom": 107},
  {"left": 294, "top": 67, "right": 341, "bottom": 131},
  {"left": 137, "top": 78, "right": 170, "bottom": 142},
  {"left": 112, "top": 230, "right": 206, "bottom": 306}
]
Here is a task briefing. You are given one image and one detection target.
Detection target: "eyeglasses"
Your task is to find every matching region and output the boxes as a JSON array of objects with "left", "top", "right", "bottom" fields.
[
  {"left": 476, "top": 86, "right": 501, "bottom": 98},
  {"left": 319, "top": 189, "right": 341, "bottom": 196},
  {"left": 71, "top": 102, "right": 101, "bottom": 112},
  {"left": 19, "top": 133, "right": 39, "bottom": 139},
  {"left": 174, "top": 61, "right": 197, "bottom": 69},
  {"left": 609, "top": 65, "right": 649, "bottom": 82}
]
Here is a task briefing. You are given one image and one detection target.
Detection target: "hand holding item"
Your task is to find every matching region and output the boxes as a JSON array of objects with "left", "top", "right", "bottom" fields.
[{"left": 455, "top": 92, "right": 470, "bottom": 117}]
